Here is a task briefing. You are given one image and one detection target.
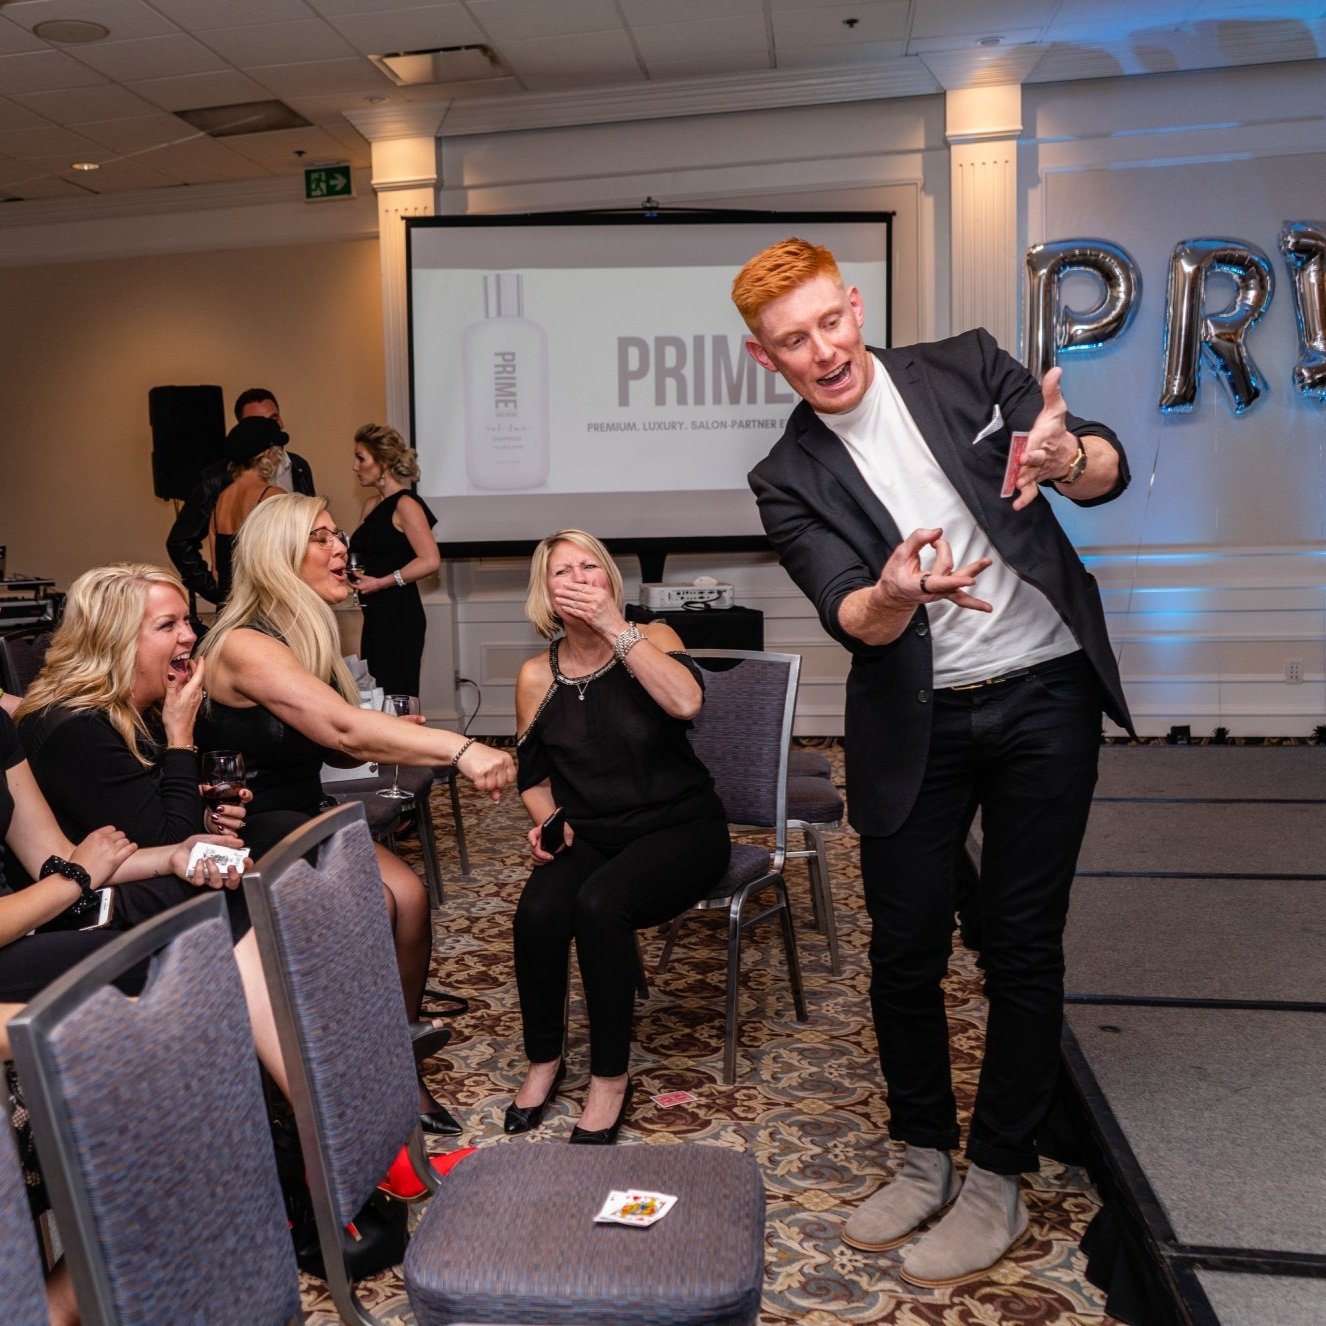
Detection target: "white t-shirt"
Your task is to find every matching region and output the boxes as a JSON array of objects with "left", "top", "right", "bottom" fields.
[{"left": 816, "top": 353, "right": 1078, "bottom": 688}]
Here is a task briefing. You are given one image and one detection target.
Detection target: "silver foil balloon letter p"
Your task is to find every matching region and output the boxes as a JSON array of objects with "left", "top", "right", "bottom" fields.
[{"left": 1023, "top": 240, "right": 1141, "bottom": 382}]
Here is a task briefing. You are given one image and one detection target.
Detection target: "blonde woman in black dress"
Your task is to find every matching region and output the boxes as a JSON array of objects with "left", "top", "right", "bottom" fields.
[{"left": 349, "top": 424, "right": 440, "bottom": 696}]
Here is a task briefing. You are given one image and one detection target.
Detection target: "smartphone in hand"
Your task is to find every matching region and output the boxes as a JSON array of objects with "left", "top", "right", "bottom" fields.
[{"left": 539, "top": 807, "right": 567, "bottom": 855}]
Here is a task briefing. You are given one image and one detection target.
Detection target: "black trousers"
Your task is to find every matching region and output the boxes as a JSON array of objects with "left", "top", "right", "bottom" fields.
[
  {"left": 860, "top": 652, "right": 1102, "bottom": 1174},
  {"left": 513, "top": 818, "right": 730, "bottom": 1077},
  {"left": 0, "top": 930, "right": 147, "bottom": 1002}
]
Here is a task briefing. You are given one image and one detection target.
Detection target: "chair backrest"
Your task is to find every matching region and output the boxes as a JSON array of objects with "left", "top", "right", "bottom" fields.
[
  {"left": 687, "top": 650, "right": 801, "bottom": 842},
  {"left": 0, "top": 632, "right": 51, "bottom": 696},
  {"left": 241, "top": 805, "right": 419, "bottom": 1288},
  {"left": 8, "top": 894, "right": 301, "bottom": 1326},
  {"left": 0, "top": 1123, "right": 48, "bottom": 1326}
]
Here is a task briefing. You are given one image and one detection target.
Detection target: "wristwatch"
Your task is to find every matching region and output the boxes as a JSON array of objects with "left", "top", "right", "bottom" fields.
[
  {"left": 39, "top": 855, "right": 100, "bottom": 917},
  {"left": 1057, "top": 440, "right": 1088, "bottom": 486}
]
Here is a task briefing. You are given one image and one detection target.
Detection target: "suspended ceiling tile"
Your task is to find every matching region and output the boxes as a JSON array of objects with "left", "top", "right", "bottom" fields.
[
  {"left": 0, "top": 49, "right": 110, "bottom": 95},
  {"left": 326, "top": 4, "right": 486, "bottom": 54},
  {"left": 196, "top": 19, "right": 358, "bottom": 67},
  {"left": 909, "top": 0, "right": 1057, "bottom": 41},
  {"left": 305, "top": 0, "right": 455, "bottom": 15},
  {"left": 463, "top": 0, "right": 620, "bottom": 43},
  {"left": 146, "top": 0, "right": 319, "bottom": 30},
  {"left": 0, "top": 172, "right": 92, "bottom": 199},
  {"left": 618, "top": 0, "right": 764, "bottom": 21},
  {"left": 218, "top": 122, "right": 356, "bottom": 168},
  {"left": 0, "top": 17, "right": 46, "bottom": 56},
  {"left": 246, "top": 57, "right": 397, "bottom": 98},
  {"left": 4, "top": 0, "right": 179, "bottom": 42},
  {"left": 128, "top": 68, "right": 273, "bottom": 112},
  {"left": 0, "top": 122, "right": 109, "bottom": 159},
  {"left": 124, "top": 134, "right": 269, "bottom": 184},
  {"left": 499, "top": 29, "right": 643, "bottom": 91},
  {"left": 11, "top": 82, "right": 160, "bottom": 123},
  {"left": 39, "top": 154, "right": 174, "bottom": 193},
  {"left": 69, "top": 112, "right": 198, "bottom": 153},
  {"left": 631, "top": 14, "right": 769, "bottom": 66},
  {"left": 0, "top": 96, "right": 49, "bottom": 131},
  {"left": 772, "top": 0, "right": 910, "bottom": 47},
  {"left": 66, "top": 34, "right": 231, "bottom": 82}
]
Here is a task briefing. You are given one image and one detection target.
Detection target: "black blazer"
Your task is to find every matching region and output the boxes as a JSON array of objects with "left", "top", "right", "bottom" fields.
[{"left": 749, "top": 328, "right": 1134, "bottom": 836}]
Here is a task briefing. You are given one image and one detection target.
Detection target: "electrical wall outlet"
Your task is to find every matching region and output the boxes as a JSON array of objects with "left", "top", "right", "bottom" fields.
[{"left": 1286, "top": 659, "right": 1304, "bottom": 684}]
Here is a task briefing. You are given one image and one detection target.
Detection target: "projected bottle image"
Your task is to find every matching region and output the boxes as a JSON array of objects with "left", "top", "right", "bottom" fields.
[{"left": 462, "top": 272, "right": 550, "bottom": 489}]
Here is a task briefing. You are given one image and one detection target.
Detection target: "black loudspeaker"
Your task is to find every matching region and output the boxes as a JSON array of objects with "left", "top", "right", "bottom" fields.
[{"left": 149, "top": 385, "right": 226, "bottom": 500}]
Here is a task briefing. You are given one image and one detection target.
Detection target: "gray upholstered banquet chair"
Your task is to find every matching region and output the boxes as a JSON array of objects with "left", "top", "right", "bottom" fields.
[
  {"left": 324, "top": 761, "right": 448, "bottom": 906},
  {"left": 0, "top": 1122, "right": 48, "bottom": 1326},
  {"left": 656, "top": 649, "right": 810, "bottom": 1084},
  {"left": 8, "top": 894, "right": 302, "bottom": 1326},
  {"left": 243, "top": 803, "right": 766, "bottom": 1326},
  {"left": 692, "top": 651, "right": 844, "bottom": 975}
]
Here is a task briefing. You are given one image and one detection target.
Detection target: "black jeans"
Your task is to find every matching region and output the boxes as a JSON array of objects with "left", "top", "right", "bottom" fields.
[
  {"left": 513, "top": 818, "right": 730, "bottom": 1077},
  {"left": 860, "top": 652, "right": 1102, "bottom": 1174}
]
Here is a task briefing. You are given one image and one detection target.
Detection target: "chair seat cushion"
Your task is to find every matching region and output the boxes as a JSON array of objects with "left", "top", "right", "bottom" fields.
[
  {"left": 787, "top": 749, "right": 832, "bottom": 780},
  {"left": 325, "top": 788, "right": 403, "bottom": 836},
  {"left": 704, "top": 843, "right": 774, "bottom": 900},
  {"left": 786, "top": 776, "right": 844, "bottom": 825},
  {"left": 405, "top": 1144, "right": 764, "bottom": 1326}
]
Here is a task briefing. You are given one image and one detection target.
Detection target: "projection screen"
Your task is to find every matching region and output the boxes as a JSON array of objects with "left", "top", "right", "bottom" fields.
[{"left": 407, "top": 211, "right": 893, "bottom": 558}]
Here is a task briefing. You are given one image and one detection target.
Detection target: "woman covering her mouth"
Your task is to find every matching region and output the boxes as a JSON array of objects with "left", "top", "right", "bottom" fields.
[{"left": 16, "top": 562, "right": 255, "bottom": 935}]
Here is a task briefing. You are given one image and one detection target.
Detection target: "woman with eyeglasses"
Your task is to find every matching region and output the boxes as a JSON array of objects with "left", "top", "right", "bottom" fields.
[
  {"left": 196, "top": 493, "right": 514, "bottom": 1134},
  {"left": 348, "top": 424, "right": 440, "bottom": 697}
]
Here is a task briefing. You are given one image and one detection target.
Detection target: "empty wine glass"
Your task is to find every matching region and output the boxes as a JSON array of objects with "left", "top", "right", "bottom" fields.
[
  {"left": 347, "top": 551, "right": 365, "bottom": 606},
  {"left": 378, "top": 693, "right": 420, "bottom": 799},
  {"left": 200, "top": 750, "right": 247, "bottom": 811}
]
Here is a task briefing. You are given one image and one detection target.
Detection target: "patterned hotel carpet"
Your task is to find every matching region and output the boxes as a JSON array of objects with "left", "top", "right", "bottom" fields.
[{"left": 300, "top": 743, "right": 1117, "bottom": 1326}]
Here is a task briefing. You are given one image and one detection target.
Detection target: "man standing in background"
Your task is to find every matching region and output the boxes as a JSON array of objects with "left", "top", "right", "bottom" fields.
[
  {"left": 166, "top": 387, "right": 316, "bottom": 607},
  {"left": 733, "top": 237, "right": 1132, "bottom": 1287}
]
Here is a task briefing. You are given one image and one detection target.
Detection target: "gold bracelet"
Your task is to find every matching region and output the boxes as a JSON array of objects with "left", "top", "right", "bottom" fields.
[{"left": 167, "top": 744, "right": 199, "bottom": 753}]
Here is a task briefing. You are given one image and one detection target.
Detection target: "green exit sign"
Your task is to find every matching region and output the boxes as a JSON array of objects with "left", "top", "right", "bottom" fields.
[{"left": 303, "top": 164, "right": 354, "bottom": 202}]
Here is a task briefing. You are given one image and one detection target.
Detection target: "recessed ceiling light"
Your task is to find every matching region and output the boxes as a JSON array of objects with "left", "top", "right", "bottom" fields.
[
  {"left": 366, "top": 95, "right": 388, "bottom": 104},
  {"left": 35, "top": 19, "right": 110, "bottom": 43},
  {"left": 978, "top": 36, "right": 1003, "bottom": 47},
  {"left": 71, "top": 161, "right": 101, "bottom": 171}
]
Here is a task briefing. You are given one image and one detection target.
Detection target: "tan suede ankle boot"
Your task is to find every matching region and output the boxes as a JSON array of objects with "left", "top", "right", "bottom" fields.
[
  {"left": 841, "top": 1146, "right": 961, "bottom": 1252},
  {"left": 899, "top": 1163, "right": 1030, "bottom": 1287}
]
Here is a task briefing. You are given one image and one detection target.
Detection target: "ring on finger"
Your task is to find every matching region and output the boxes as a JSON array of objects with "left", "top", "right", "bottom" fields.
[{"left": 919, "top": 572, "right": 931, "bottom": 595}]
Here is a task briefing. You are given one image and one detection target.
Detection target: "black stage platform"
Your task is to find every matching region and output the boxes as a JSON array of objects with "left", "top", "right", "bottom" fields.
[{"left": 1059, "top": 745, "right": 1326, "bottom": 1325}]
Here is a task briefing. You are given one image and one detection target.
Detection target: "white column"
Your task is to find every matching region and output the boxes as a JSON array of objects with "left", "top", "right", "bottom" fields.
[{"left": 946, "top": 85, "right": 1022, "bottom": 350}]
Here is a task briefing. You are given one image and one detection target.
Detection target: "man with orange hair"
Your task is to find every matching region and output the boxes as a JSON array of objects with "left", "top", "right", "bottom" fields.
[{"left": 734, "top": 237, "right": 1132, "bottom": 1287}]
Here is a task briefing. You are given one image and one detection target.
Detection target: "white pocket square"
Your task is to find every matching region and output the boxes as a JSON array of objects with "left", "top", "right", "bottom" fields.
[{"left": 972, "top": 405, "right": 1003, "bottom": 445}]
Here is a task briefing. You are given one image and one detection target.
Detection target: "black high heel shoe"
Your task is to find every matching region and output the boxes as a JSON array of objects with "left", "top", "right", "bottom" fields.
[
  {"left": 419, "top": 1103, "right": 463, "bottom": 1136},
  {"left": 504, "top": 1061, "right": 567, "bottom": 1135},
  {"left": 568, "top": 1078, "right": 634, "bottom": 1146}
]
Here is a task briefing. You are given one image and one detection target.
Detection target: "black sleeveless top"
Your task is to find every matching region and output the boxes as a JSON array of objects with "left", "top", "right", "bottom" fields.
[
  {"left": 349, "top": 490, "right": 436, "bottom": 581},
  {"left": 196, "top": 622, "right": 335, "bottom": 817},
  {"left": 516, "top": 641, "right": 724, "bottom": 850}
]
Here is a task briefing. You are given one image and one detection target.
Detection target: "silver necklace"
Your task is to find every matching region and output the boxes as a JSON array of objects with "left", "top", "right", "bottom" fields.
[{"left": 552, "top": 640, "right": 615, "bottom": 701}]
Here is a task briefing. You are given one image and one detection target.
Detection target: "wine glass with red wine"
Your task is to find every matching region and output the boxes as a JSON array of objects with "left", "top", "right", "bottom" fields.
[{"left": 200, "top": 750, "right": 247, "bottom": 813}]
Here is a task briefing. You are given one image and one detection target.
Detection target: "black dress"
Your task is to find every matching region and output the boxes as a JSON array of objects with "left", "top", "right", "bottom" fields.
[
  {"left": 196, "top": 623, "right": 339, "bottom": 859},
  {"left": 350, "top": 490, "right": 436, "bottom": 696},
  {"left": 0, "top": 711, "right": 142, "bottom": 1002},
  {"left": 18, "top": 705, "right": 250, "bottom": 942}
]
